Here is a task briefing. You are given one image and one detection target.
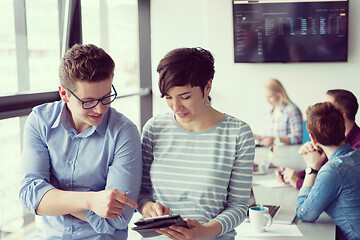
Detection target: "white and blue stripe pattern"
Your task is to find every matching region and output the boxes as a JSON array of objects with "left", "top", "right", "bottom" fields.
[{"left": 139, "top": 113, "right": 255, "bottom": 239}]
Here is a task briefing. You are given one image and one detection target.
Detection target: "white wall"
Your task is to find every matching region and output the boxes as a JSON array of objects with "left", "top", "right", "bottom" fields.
[{"left": 150, "top": 0, "right": 360, "bottom": 134}]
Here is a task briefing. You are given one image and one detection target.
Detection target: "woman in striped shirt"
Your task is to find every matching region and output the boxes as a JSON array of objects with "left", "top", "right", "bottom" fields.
[{"left": 138, "top": 47, "right": 255, "bottom": 239}]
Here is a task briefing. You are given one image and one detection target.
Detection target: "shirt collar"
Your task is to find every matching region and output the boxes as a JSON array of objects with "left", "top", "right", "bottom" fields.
[
  {"left": 269, "top": 103, "right": 287, "bottom": 113},
  {"left": 95, "top": 109, "right": 110, "bottom": 136},
  {"left": 329, "top": 143, "right": 352, "bottom": 161},
  {"left": 50, "top": 101, "right": 109, "bottom": 137},
  {"left": 345, "top": 123, "right": 360, "bottom": 144},
  {"left": 51, "top": 101, "right": 67, "bottom": 129},
  {"left": 279, "top": 103, "right": 288, "bottom": 112}
]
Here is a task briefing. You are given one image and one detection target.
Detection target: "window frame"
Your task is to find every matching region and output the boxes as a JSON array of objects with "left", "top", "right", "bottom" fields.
[
  {"left": 0, "top": 0, "right": 152, "bottom": 236},
  {"left": 0, "top": 0, "right": 152, "bottom": 126}
]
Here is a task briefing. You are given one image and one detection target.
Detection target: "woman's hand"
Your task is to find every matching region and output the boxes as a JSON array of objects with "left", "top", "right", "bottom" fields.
[
  {"left": 253, "top": 134, "right": 263, "bottom": 141},
  {"left": 302, "top": 150, "right": 325, "bottom": 170},
  {"left": 140, "top": 201, "right": 170, "bottom": 218},
  {"left": 156, "top": 219, "right": 221, "bottom": 240},
  {"left": 260, "top": 136, "right": 275, "bottom": 147},
  {"left": 156, "top": 219, "right": 204, "bottom": 240},
  {"left": 298, "top": 141, "right": 318, "bottom": 155}
]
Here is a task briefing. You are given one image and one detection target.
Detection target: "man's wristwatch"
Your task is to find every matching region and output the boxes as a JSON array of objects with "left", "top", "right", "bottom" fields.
[{"left": 305, "top": 167, "right": 319, "bottom": 175}]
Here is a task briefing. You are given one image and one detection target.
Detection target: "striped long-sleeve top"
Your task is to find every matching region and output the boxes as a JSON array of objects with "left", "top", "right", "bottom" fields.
[{"left": 138, "top": 113, "right": 255, "bottom": 239}]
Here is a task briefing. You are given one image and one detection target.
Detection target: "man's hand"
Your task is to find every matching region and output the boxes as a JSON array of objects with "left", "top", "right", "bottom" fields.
[
  {"left": 275, "top": 167, "right": 300, "bottom": 189},
  {"left": 274, "top": 167, "right": 286, "bottom": 183},
  {"left": 89, "top": 189, "right": 137, "bottom": 219},
  {"left": 282, "top": 168, "right": 300, "bottom": 188},
  {"left": 140, "top": 201, "right": 170, "bottom": 218}
]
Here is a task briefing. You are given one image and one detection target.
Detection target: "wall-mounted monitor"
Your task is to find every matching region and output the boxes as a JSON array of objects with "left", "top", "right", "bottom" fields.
[{"left": 233, "top": 0, "right": 348, "bottom": 63}]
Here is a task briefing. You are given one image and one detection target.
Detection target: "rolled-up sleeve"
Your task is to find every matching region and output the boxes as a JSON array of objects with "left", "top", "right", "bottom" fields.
[
  {"left": 296, "top": 166, "right": 341, "bottom": 222},
  {"left": 19, "top": 111, "right": 55, "bottom": 214},
  {"left": 84, "top": 125, "right": 142, "bottom": 234}
]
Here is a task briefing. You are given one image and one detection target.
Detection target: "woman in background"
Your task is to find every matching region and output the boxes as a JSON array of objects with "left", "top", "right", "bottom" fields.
[
  {"left": 254, "top": 78, "right": 303, "bottom": 147},
  {"left": 138, "top": 47, "right": 255, "bottom": 240}
]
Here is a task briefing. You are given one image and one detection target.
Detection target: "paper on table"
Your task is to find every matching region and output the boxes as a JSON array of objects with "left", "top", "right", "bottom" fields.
[
  {"left": 254, "top": 179, "right": 291, "bottom": 188},
  {"left": 235, "top": 222, "right": 303, "bottom": 238}
]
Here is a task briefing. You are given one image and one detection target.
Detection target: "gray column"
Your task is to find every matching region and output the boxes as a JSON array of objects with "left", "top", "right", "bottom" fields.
[{"left": 138, "top": 0, "right": 153, "bottom": 130}]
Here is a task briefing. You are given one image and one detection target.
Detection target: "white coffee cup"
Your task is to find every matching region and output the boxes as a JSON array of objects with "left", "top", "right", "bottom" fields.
[{"left": 249, "top": 206, "right": 273, "bottom": 232}]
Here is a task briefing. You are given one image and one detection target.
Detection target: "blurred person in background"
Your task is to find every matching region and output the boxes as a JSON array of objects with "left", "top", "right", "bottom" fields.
[
  {"left": 254, "top": 78, "right": 303, "bottom": 147},
  {"left": 275, "top": 89, "right": 360, "bottom": 190},
  {"left": 296, "top": 102, "right": 360, "bottom": 240}
]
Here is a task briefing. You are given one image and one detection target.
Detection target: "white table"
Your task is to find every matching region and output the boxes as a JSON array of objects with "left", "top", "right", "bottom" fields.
[{"left": 235, "top": 173, "right": 336, "bottom": 240}]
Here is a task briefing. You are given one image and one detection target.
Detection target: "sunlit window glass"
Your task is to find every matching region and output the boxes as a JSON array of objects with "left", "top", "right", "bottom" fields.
[
  {"left": 82, "top": 0, "right": 140, "bottom": 128},
  {"left": 0, "top": 117, "right": 23, "bottom": 234},
  {"left": 26, "top": 0, "right": 60, "bottom": 92},
  {"left": 81, "top": 1, "right": 101, "bottom": 46},
  {"left": 107, "top": 0, "right": 139, "bottom": 92},
  {"left": 0, "top": 0, "right": 18, "bottom": 95},
  {"left": 112, "top": 96, "right": 140, "bottom": 132}
]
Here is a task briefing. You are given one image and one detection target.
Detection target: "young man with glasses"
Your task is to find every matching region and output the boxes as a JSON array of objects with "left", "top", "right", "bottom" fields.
[{"left": 19, "top": 44, "right": 142, "bottom": 239}]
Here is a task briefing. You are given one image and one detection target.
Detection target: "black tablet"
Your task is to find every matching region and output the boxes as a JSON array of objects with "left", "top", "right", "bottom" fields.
[{"left": 131, "top": 214, "right": 188, "bottom": 238}]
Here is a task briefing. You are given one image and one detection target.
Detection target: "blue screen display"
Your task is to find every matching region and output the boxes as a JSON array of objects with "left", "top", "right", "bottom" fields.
[{"left": 233, "top": 0, "right": 348, "bottom": 63}]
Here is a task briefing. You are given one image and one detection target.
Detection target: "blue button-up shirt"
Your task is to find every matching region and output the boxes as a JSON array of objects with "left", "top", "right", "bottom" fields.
[
  {"left": 297, "top": 144, "right": 360, "bottom": 239},
  {"left": 19, "top": 101, "right": 142, "bottom": 239}
]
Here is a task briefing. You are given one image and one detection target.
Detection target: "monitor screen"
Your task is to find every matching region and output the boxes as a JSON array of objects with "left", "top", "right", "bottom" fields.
[{"left": 233, "top": 0, "right": 348, "bottom": 63}]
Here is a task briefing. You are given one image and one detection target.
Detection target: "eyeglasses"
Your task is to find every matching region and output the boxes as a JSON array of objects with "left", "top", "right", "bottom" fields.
[{"left": 65, "top": 85, "right": 117, "bottom": 109}]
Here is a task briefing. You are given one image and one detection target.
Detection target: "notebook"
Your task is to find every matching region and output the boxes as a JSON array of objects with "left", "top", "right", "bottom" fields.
[{"left": 247, "top": 188, "right": 297, "bottom": 225}]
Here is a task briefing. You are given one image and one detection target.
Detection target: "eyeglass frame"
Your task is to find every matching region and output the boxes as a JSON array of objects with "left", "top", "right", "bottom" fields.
[{"left": 65, "top": 84, "right": 118, "bottom": 109}]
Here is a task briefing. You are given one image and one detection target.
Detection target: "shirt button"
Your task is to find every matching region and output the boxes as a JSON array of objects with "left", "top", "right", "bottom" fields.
[{"left": 68, "top": 160, "right": 73, "bottom": 165}]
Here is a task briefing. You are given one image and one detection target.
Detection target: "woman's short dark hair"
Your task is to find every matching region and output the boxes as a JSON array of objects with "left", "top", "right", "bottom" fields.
[
  {"left": 157, "top": 47, "right": 215, "bottom": 98},
  {"left": 326, "top": 89, "right": 358, "bottom": 122},
  {"left": 306, "top": 102, "right": 345, "bottom": 146}
]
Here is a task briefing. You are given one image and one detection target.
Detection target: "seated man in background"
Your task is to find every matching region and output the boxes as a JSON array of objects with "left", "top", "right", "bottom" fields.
[
  {"left": 19, "top": 44, "right": 142, "bottom": 239},
  {"left": 296, "top": 102, "right": 360, "bottom": 240},
  {"left": 275, "top": 89, "right": 360, "bottom": 189}
]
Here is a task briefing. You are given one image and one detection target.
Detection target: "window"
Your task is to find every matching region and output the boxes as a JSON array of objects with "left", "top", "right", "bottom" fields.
[
  {"left": 0, "top": 0, "right": 17, "bottom": 95},
  {"left": 0, "top": 1, "right": 26, "bottom": 237},
  {"left": 26, "top": 0, "right": 60, "bottom": 92},
  {"left": 0, "top": 117, "right": 24, "bottom": 236},
  {"left": 0, "top": 1, "right": 144, "bottom": 238},
  {"left": 82, "top": 0, "right": 140, "bottom": 127}
]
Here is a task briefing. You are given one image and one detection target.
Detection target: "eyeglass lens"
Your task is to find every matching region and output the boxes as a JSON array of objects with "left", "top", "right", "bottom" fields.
[{"left": 83, "top": 95, "right": 116, "bottom": 109}]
